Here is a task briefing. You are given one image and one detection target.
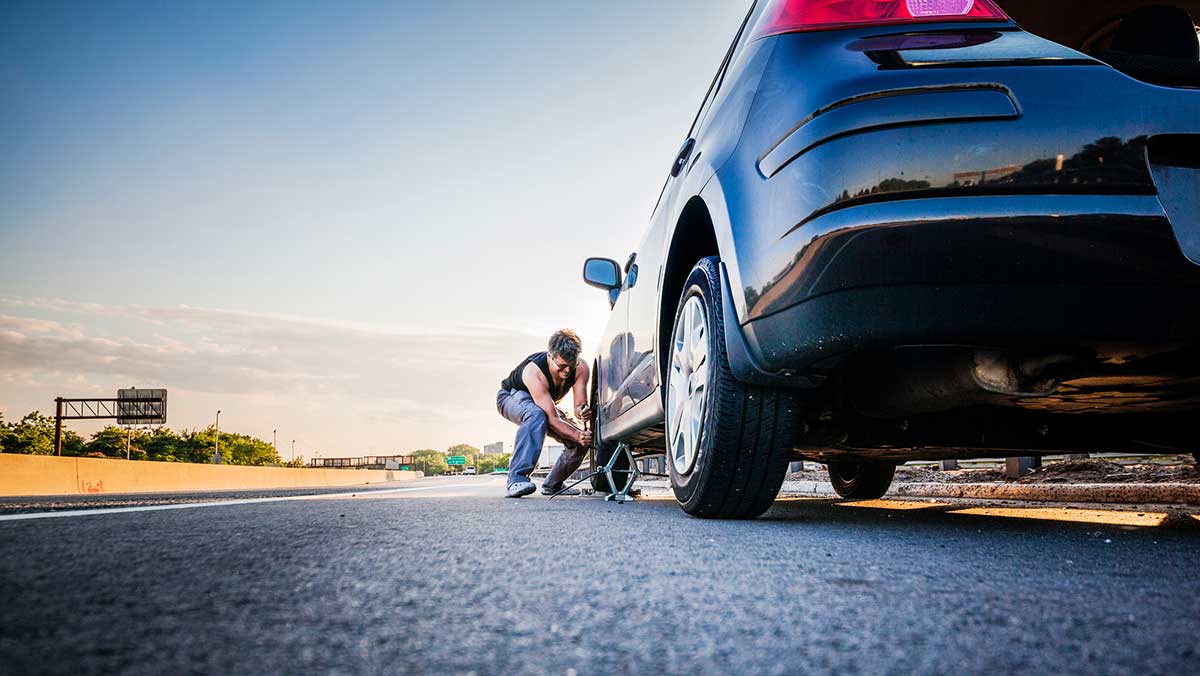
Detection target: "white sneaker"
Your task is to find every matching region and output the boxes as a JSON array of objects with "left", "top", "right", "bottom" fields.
[{"left": 505, "top": 481, "right": 536, "bottom": 498}]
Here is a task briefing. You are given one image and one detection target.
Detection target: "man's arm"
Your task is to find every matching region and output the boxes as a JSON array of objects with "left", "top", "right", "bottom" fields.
[
  {"left": 522, "top": 363, "right": 592, "bottom": 447},
  {"left": 572, "top": 360, "right": 591, "bottom": 422}
]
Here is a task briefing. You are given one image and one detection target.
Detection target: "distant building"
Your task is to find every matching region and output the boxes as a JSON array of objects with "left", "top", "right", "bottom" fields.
[{"left": 483, "top": 441, "right": 504, "bottom": 456}]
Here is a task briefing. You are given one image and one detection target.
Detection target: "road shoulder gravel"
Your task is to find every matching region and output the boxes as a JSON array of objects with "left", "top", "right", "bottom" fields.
[{"left": 636, "top": 479, "right": 1200, "bottom": 505}]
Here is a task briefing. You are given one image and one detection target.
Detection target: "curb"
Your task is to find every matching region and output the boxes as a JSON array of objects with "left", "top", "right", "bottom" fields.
[
  {"left": 889, "top": 481, "right": 1199, "bottom": 505},
  {"left": 636, "top": 480, "right": 1200, "bottom": 505}
]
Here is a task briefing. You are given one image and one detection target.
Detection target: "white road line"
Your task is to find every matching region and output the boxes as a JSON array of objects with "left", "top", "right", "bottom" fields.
[{"left": 0, "top": 482, "right": 489, "bottom": 522}]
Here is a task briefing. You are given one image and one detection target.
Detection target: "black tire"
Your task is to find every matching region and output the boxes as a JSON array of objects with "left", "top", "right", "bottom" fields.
[
  {"left": 590, "top": 361, "right": 631, "bottom": 494},
  {"left": 827, "top": 461, "right": 897, "bottom": 500},
  {"left": 667, "top": 257, "right": 797, "bottom": 519}
]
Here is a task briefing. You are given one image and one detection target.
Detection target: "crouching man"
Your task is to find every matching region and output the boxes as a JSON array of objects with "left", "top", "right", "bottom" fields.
[{"left": 497, "top": 329, "right": 593, "bottom": 498}]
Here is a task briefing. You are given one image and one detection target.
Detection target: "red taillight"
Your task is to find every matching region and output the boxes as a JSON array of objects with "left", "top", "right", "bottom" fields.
[{"left": 751, "top": 0, "right": 1009, "bottom": 39}]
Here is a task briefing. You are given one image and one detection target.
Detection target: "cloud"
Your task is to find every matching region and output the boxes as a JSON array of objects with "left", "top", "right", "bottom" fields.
[{"left": 0, "top": 297, "right": 545, "bottom": 431}]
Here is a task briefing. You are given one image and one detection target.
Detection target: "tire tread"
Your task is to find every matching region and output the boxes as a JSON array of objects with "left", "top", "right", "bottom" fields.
[{"left": 680, "top": 257, "right": 796, "bottom": 519}]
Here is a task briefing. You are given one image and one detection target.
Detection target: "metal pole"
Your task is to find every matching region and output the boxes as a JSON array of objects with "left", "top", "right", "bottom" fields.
[
  {"left": 215, "top": 409, "right": 221, "bottom": 460},
  {"left": 126, "top": 426, "right": 131, "bottom": 460},
  {"left": 54, "top": 397, "right": 63, "bottom": 456},
  {"left": 273, "top": 429, "right": 278, "bottom": 460},
  {"left": 291, "top": 439, "right": 296, "bottom": 462}
]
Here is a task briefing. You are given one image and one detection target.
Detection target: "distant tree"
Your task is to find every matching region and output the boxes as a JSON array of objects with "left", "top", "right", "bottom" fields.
[
  {"left": 0, "top": 413, "right": 279, "bottom": 467},
  {"left": 141, "top": 428, "right": 186, "bottom": 463},
  {"left": 60, "top": 430, "right": 87, "bottom": 457},
  {"left": 221, "top": 432, "right": 281, "bottom": 466},
  {"left": 0, "top": 412, "right": 57, "bottom": 455},
  {"left": 493, "top": 453, "right": 511, "bottom": 471},
  {"left": 0, "top": 412, "right": 86, "bottom": 456},
  {"left": 281, "top": 455, "right": 306, "bottom": 469},
  {"left": 85, "top": 426, "right": 131, "bottom": 459},
  {"left": 446, "top": 443, "right": 479, "bottom": 457},
  {"left": 176, "top": 428, "right": 214, "bottom": 464},
  {"left": 183, "top": 427, "right": 227, "bottom": 464},
  {"left": 164, "top": 427, "right": 279, "bottom": 466},
  {"left": 412, "top": 449, "right": 448, "bottom": 476}
]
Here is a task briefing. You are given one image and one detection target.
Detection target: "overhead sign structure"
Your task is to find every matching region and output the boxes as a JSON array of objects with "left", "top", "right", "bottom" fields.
[
  {"left": 447, "top": 456, "right": 467, "bottom": 466},
  {"left": 117, "top": 388, "right": 168, "bottom": 425},
  {"left": 53, "top": 388, "right": 168, "bottom": 455}
]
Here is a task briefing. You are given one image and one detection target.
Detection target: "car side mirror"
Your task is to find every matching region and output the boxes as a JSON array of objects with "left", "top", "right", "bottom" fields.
[
  {"left": 583, "top": 257, "right": 622, "bottom": 290},
  {"left": 583, "top": 257, "right": 622, "bottom": 309}
]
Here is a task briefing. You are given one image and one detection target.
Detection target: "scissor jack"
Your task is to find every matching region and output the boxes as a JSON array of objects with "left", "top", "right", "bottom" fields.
[{"left": 547, "top": 442, "right": 668, "bottom": 503}]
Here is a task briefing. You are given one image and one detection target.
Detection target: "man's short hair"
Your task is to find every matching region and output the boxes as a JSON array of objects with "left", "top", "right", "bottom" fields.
[{"left": 548, "top": 329, "right": 582, "bottom": 363}]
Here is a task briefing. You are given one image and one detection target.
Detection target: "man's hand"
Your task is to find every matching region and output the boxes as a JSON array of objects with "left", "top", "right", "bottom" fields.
[
  {"left": 575, "top": 402, "right": 592, "bottom": 421},
  {"left": 578, "top": 428, "right": 593, "bottom": 448}
]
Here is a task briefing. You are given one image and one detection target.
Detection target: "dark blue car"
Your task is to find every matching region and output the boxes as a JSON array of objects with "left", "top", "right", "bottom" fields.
[{"left": 583, "top": 0, "right": 1200, "bottom": 518}]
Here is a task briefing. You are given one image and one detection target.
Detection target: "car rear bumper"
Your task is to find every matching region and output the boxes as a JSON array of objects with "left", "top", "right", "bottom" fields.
[
  {"left": 719, "top": 195, "right": 1200, "bottom": 383},
  {"left": 743, "top": 193, "right": 1200, "bottom": 319},
  {"left": 742, "top": 280, "right": 1200, "bottom": 378}
]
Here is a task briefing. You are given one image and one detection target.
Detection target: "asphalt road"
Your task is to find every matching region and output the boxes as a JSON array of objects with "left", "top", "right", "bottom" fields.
[{"left": 1, "top": 476, "right": 1197, "bottom": 676}]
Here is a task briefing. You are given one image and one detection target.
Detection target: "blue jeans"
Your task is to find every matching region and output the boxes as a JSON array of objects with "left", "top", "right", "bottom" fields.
[{"left": 496, "top": 388, "right": 587, "bottom": 490}]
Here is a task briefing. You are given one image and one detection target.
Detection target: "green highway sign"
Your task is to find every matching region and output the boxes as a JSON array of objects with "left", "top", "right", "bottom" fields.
[{"left": 447, "top": 456, "right": 467, "bottom": 466}]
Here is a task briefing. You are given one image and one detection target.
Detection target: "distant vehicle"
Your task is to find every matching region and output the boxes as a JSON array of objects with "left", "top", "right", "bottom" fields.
[
  {"left": 584, "top": 0, "right": 1200, "bottom": 519},
  {"left": 464, "top": 466, "right": 477, "bottom": 475}
]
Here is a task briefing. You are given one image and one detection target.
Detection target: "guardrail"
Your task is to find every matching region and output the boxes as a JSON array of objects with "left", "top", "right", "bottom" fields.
[{"left": 308, "top": 455, "right": 416, "bottom": 470}]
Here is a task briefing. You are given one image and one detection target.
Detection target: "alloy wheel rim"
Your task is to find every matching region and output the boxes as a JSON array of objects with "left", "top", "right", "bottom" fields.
[{"left": 668, "top": 295, "right": 708, "bottom": 477}]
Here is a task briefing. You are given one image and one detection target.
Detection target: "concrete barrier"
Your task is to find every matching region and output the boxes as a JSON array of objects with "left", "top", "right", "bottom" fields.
[{"left": 0, "top": 454, "right": 420, "bottom": 497}]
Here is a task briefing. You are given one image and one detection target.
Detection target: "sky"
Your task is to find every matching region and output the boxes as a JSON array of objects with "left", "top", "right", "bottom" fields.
[{"left": 0, "top": 0, "right": 751, "bottom": 458}]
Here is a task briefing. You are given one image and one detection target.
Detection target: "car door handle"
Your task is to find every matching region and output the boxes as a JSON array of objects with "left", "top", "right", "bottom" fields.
[{"left": 671, "top": 138, "right": 695, "bottom": 177}]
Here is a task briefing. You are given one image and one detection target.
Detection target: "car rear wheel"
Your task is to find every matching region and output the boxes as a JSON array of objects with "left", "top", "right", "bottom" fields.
[
  {"left": 667, "top": 257, "right": 797, "bottom": 519},
  {"left": 827, "top": 461, "right": 897, "bottom": 500}
]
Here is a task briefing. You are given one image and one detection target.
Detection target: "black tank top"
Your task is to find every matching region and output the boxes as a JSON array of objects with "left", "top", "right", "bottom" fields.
[{"left": 501, "top": 352, "right": 576, "bottom": 403}]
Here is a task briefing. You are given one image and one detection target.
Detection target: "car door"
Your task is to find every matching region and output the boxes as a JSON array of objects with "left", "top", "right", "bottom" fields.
[
  {"left": 595, "top": 255, "right": 636, "bottom": 425},
  {"left": 596, "top": 252, "right": 642, "bottom": 422}
]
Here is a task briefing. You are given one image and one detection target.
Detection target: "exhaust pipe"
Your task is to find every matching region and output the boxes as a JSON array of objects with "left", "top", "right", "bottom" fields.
[{"left": 846, "top": 347, "right": 1078, "bottom": 418}]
